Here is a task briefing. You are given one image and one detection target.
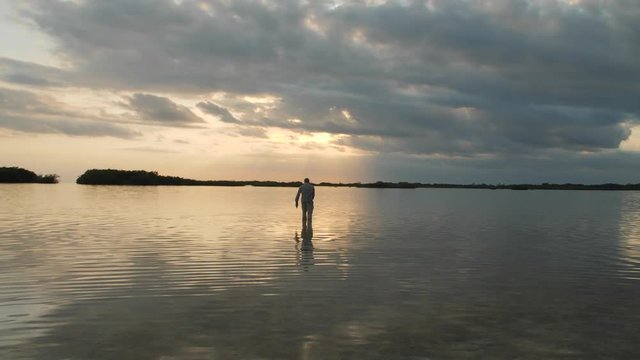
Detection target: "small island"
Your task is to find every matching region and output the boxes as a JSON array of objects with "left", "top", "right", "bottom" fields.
[
  {"left": 76, "top": 169, "right": 640, "bottom": 190},
  {"left": 76, "top": 169, "right": 416, "bottom": 187},
  {"left": 76, "top": 169, "right": 301, "bottom": 187},
  {"left": 0, "top": 167, "right": 58, "bottom": 184}
]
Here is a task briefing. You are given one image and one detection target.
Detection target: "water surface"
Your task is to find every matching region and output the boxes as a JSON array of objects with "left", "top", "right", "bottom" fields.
[{"left": 1, "top": 184, "right": 639, "bottom": 359}]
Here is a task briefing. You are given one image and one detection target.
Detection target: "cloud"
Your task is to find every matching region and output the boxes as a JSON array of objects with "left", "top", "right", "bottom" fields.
[
  {"left": 8, "top": 0, "right": 640, "bottom": 160},
  {"left": 0, "top": 57, "right": 69, "bottom": 87},
  {"left": 362, "top": 149, "right": 640, "bottom": 184},
  {"left": 126, "top": 93, "right": 204, "bottom": 126},
  {"left": 118, "top": 146, "right": 178, "bottom": 153},
  {"left": 197, "top": 101, "right": 240, "bottom": 123},
  {"left": 235, "top": 126, "right": 268, "bottom": 138},
  {"left": 0, "top": 87, "right": 139, "bottom": 138},
  {"left": 0, "top": 113, "right": 139, "bottom": 138}
]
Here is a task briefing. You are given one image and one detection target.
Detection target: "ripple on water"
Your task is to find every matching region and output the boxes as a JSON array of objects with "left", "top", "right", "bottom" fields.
[{"left": 0, "top": 185, "right": 639, "bottom": 358}]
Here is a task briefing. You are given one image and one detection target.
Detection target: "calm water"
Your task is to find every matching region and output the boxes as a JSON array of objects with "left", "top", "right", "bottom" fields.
[{"left": 1, "top": 184, "right": 639, "bottom": 359}]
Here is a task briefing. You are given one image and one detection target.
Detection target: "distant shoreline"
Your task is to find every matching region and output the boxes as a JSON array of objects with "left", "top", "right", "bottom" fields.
[
  {"left": 4, "top": 166, "right": 639, "bottom": 190},
  {"left": 71, "top": 169, "right": 640, "bottom": 191}
]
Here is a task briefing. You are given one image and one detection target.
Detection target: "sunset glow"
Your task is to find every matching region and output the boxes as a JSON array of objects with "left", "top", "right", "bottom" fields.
[{"left": 1, "top": 0, "right": 638, "bottom": 183}]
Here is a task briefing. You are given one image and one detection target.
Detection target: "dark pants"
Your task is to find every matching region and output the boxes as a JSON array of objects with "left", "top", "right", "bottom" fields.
[{"left": 301, "top": 201, "right": 314, "bottom": 224}]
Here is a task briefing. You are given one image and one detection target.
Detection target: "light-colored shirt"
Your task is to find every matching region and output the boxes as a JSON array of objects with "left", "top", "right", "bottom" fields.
[{"left": 295, "top": 183, "right": 315, "bottom": 203}]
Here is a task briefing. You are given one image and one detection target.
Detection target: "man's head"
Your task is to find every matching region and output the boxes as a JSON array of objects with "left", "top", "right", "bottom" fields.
[{"left": 304, "top": 178, "right": 310, "bottom": 183}]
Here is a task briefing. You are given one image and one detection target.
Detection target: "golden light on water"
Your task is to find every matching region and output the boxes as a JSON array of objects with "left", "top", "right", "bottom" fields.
[{"left": 618, "top": 195, "right": 640, "bottom": 280}]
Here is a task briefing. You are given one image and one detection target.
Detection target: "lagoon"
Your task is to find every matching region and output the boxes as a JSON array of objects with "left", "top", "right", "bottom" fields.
[{"left": 1, "top": 184, "right": 639, "bottom": 359}]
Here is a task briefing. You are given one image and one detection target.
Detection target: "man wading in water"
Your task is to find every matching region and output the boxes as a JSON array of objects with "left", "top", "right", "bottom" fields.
[{"left": 295, "top": 178, "right": 315, "bottom": 227}]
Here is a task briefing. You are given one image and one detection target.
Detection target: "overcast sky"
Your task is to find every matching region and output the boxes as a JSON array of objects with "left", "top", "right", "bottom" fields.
[{"left": 1, "top": 0, "right": 639, "bottom": 183}]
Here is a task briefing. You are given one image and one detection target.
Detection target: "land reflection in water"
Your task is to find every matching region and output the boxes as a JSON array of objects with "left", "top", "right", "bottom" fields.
[{"left": 0, "top": 185, "right": 639, "bottom": 359}]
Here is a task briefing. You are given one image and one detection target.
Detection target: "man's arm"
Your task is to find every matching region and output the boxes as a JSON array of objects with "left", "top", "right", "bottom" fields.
[
  {"left": 311, "top": 186, "right": 315, "bottom": 201},
  {"left": 295, "top": 187, "right": 301, "bottom": 207}
]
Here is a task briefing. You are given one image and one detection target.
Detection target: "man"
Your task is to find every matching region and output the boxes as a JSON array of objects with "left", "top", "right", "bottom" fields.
[{"left": 295, "top": 178, "right": 315, "bottom": 225}]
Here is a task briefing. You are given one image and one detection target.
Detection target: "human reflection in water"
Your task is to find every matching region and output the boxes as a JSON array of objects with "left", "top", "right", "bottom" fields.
[{"left": 294, "top": 223, "right": 314, "bottom": 269}]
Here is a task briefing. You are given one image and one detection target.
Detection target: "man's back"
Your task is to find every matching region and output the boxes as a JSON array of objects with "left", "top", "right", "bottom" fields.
[{"left": 296, "top": 183, "right": 315, "bottom": 203}]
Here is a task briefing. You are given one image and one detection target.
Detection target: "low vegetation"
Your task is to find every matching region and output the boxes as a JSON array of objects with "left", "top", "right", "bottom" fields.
[
  {"left": 76, "top": 169, "right": 301, "bottom": 186},
  {"left": 75, "top": 169, "right": 640, "bottom": 190},
  {"left": 0, "top": 167, "right": 58, "bottom": 183}
]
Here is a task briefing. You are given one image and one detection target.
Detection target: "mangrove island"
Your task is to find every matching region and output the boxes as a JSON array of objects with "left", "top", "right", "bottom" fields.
[{"left": 0, "top": 167, "right": 58, "bottom": 184}]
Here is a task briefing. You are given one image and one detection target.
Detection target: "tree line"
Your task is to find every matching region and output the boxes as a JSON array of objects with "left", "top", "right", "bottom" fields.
[
  {"left": 4, "top": 167, "right": 640, "bottom": 190},
  {"left": 0, "top": 167, "right": 58, "bottom": 183}
]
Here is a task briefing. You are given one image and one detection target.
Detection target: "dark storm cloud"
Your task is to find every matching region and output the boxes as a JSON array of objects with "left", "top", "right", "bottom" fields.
[
  {"left": 126, "top": 93, "right": 204, "bottom": 125},
  {"left": 0, "top": 87, "right": 139, "bottom": 138},
  {"left": 363, "top": 150, "right": 640, "bottom": 184},
  {"left": 13, "top": 0, "right": 640, "bottom": 157}
]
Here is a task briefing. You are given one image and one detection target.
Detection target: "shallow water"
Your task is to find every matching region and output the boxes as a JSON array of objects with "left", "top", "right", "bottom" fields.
[{"left": 1, "top": 184, "right": 639, "bottom": 359}]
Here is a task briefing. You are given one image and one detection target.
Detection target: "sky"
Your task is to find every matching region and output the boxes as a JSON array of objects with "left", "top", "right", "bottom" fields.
[{"left": 1, "top": 0, "right": 639, "bottom": 183}]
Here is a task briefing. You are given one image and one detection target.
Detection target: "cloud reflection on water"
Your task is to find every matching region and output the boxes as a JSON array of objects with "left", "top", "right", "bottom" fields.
[{"left": 1, "top": 185, "right": 640, "bottom": 358}]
